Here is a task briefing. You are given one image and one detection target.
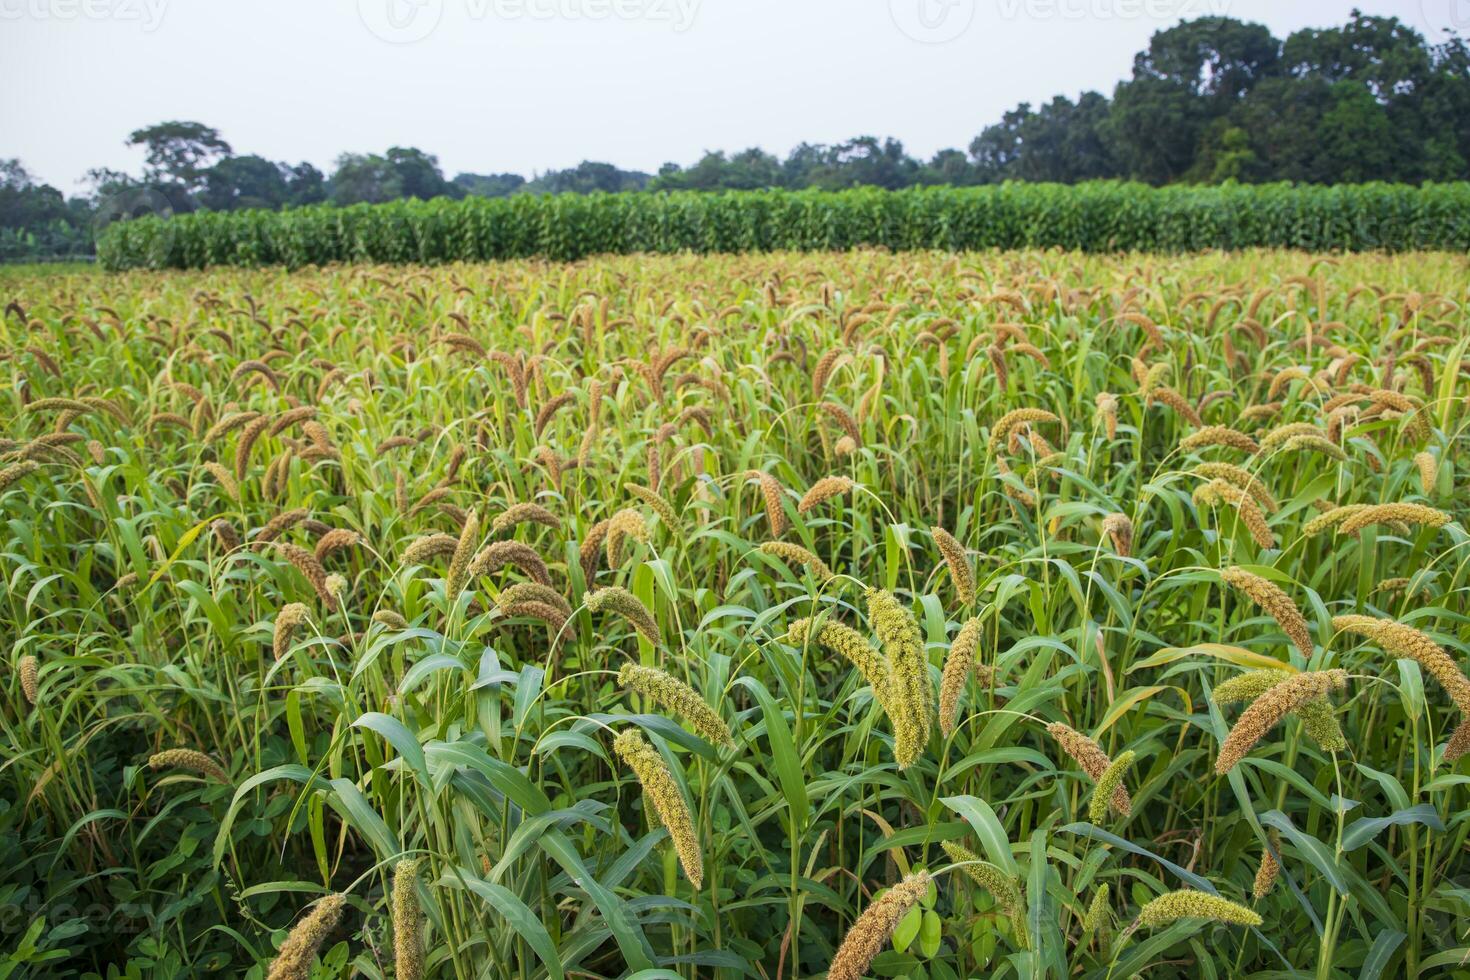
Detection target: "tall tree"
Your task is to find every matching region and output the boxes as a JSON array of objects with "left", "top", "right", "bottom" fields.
[{"left": 126, "top": 121, "right": 232, "bottom": 192}]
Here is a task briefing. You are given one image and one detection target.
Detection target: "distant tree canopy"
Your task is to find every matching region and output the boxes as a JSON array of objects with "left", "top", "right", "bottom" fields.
[{"left": 4, "top": 10, "right": 1467, "bottom": 260}]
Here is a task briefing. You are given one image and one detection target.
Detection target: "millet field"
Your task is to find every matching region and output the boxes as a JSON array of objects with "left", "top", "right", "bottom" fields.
[{"left": 3, "top": 247, "right": 1470, "bottom": 979}]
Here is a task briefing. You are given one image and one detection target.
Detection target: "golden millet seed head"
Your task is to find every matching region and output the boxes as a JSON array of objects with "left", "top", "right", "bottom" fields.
[
  {"left": 827, "top": 871, "right": 932, "bottom": 980},
  {"left": 266, "top": 893, "right": 347, "bottom": 980},
  {"left": 1135, "top": 890, "right": 1262, "bottom": 929}
]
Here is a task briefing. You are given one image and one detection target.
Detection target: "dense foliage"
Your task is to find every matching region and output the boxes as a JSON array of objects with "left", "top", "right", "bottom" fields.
[
  {"left": 8, "top": 12, "right": 1467, "bottom": 260},
  {"left": 95, "top": 182, "right": 1470, "bottom": 270},
  {"left": 3, "top": 249, "right": 1470, "bottom": 978}
]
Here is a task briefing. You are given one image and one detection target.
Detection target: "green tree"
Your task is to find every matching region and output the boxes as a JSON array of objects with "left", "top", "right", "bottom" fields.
[
  {"left": 199, "top": 155, "right": 289, "bottom": 211},
  {"left": 126, "top": 121, "right": 232, "bottom": 192}
]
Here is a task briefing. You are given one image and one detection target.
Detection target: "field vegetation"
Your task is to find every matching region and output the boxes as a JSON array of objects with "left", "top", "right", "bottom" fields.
[
  {"left": 2, "top": 249, "right": 1469, "bottom": 978},
  {"left": 94, "top": 183, "right": 1470, "bottom": 270}
]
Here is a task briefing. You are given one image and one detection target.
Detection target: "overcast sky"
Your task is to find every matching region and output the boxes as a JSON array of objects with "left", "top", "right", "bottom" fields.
[{"left": 2, "top": 0, "right": 1464, "bottom": 191}]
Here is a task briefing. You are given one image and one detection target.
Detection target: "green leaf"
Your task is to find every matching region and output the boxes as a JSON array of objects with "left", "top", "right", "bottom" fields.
[
  {"left": 1258, "top": 810, "right": 1347, "bottom": 894},
  {"left": 939, "top": 796, "right": 1016, "bottom": 875},
  {"left": 352, "top": 712, "right": 428, "bottom": 790},
  {"left": 1342, "top": 804, "right": 1443, "bottom": 851},
  {"left": 447, "top": 869, "right": 565, "bottom": 980}
]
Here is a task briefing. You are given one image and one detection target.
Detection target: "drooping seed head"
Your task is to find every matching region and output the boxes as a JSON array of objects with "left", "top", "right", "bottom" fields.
[
  {"left": 618, "top": 662, "right": 733, "bottom": 747},
  {"left": 149, "top": 748, "right": 230, "bottom": 783},
  {"left": 931, "top": 525, "right": 975, "bottom": 606},
  {"left": 1215, "top": 670, "right": 1348, "bottom": 774},
  {"left": 758, "top": 540, "right": 833, "bottom": 581},
  {"left": 266, "top": 893, "right": 347, "bottom": 980},
  {"left": 940, "top": 840, "right": 1028, "bottom": 949},
  {"left": 938, "top": 617, "right": 986, "bottom": 739},
  {"left": 587, "top": 586, "right": 660, "bottom": 644},
  {"left": 798, "top": 475, "right": 855, "bottom": 514},
  {"left": 1134, "top": 890, "right": 1262, "bottom": 929},
  {"left": 827, "top": 871, "right": 932, "bottom": 980},
  {"left": 613, "top": 729, "right": 703, "bottom": 887}
]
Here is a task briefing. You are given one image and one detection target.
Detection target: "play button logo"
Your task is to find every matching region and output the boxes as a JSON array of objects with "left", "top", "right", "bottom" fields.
[{"left": 358, "top": 0, "right": 444, "bottom": 43}]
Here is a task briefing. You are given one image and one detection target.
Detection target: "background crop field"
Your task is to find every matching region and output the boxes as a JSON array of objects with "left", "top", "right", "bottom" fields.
[{"left": 2, "top": 249, "right": 1470, "bottom": 979}]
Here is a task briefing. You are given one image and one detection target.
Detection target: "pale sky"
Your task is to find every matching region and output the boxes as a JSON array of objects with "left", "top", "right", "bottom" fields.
[{"left": 2, "top": 0, "right": 1464, "bottom": 191}]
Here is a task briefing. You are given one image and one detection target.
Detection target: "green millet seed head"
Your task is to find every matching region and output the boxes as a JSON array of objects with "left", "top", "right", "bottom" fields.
[
  {"left": 372, "top": 610, "right": 409, "bottom": 630},
  {"left": 392, "top": 859, "right": 424, "bottom": 980},
  {"left": 1088, "top": 750, "right": 1137, "bottom": 822},
  {"left": 625, "top": 482, "right": 684, "bottom": 540},
  {"left": 444, "top": 508, "right": 480, "bottom": 599},
  {"left": 785, "top": 617, "right": 892, "bottom": 697},
  {"left": 148, "top": 748, "right": 230, "bottom": 783},
  {"left": 758, "top": 540, "right": 833, "bottom": 581},
  {"left": 1047, "top": 722, "right": 1131, "bottom": 814},
  {"left": 940, "top": 840, "right": 1029, "bottom": 949},
  {"left": 612, "top": 729, "right": 703, "bottom": 888},
  {"left": 587, "top": 586, "right": 661, "bottom": 644},
  {"left": 1084, "top": 884, "right": 1112, "bottom": 942},
  {"left": 866, "top": 587, "right": 931, "bottom": 765},
  {"left": 1134, "top": 890, "right": 1262, "bottom": 929},
  {"left": 618, "top": 662, "right": 733, "bottom": 747},
  {"left": 1213, "top": 669, "right": 1345, "bottom": 752}
]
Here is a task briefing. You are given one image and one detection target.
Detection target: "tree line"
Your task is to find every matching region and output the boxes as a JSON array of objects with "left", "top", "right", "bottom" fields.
[{"left": 4, "top": 10, "right": 1467, "bottom": 261}]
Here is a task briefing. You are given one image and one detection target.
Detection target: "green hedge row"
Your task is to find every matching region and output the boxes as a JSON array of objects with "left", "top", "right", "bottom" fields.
[{"left": 96, "top": 182, "right": 1470, "bottom": 269}]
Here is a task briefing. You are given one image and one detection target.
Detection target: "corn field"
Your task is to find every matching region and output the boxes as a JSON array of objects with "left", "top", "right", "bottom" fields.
[
  {"left": 3, "top": 248, "right": 1470, "bottom": 979},
  {"left": 96, "top": 183, "right": 1470, "bottom": 270}
]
